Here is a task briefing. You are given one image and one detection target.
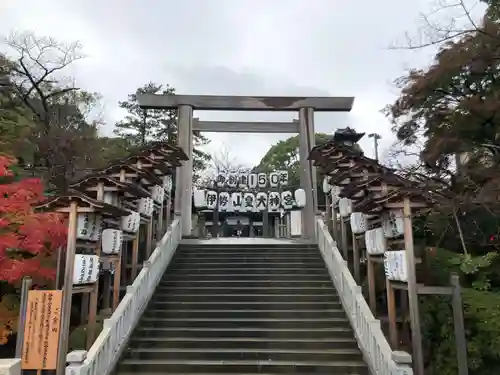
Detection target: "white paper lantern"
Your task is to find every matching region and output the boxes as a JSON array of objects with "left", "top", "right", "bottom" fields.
[
  {"left": 138, "top": 197, "right": 154, "bottom": 217},
  {"left": 365, "top": 227, "right": 387, "bottom": 255},
  {"left": 239, "top": 174, "right": 249, "bottom": 189},
  {"left": 121, "top": 210, "right": 139, "bottom": 233},
  {"left": 138, "top": 198, "right": 149, "bottom": 216},
  {"left": 268, "top": 191, "right": 280, "bottom": 212},
  {"left": 206, "top": 190, "right": 218, "bottom": 210},
  {"left": 218, "top": 192, "right": 230, "bottom": 211},
  {"left": 248, "top": 174, "right": 258, "bottom": 189},
  {"left": 101, "top": 229, "right": 123, "bottom": 254},
  {"left": 384, "top": 250, "right": 408, "bottom": 282},
  {"left": 89, "top": 215, "right": 103, "bottom": 242},
  {"left": 103, "top": 192, "right": 117, "bottom": 205},
  {"left": 278, "top": 170, "right": 288, "bottom": 186},
  {"left": 331, "top": 185, "right": 341, "bottom": 203},
  {"left": 257, "top": 173, "right": 267, "bottom": 188},
  {"left": 147, "top": 198, "right": 155, "bottom": 216},
  {"left": 76, "top": 213, "right": 94, "bottom": 240},
  {"left": 339, "top": 198, "right": 353, "bottom": 218},
  {"left": 152, "top": 185, "right": 165, "bottom": 203},
  {"left": 350, "top": 212, "right": 366, "bottom": 234},
  {"left": 231, "top": 192, "right": 243, "bottom": 212},
  {"left": 243, "top": 193, "right": 255, "bottom": 212},
  {"left": 216, "top": 173, "right": 227, "bottom": 188},
  {"left": 73, "top": 255, "right": 100, "bottom": 285},
  {"left": 294, "top": 189, "right": 306, "bottom": 208},
  {"left": 322, "top": 177, "right": 331, "bottom": 193},
  {"left": 131, "top": 211, "right": 141, "bottom": 232},
  {"left": 226, "top": 173, "right": 238, "bottom": 188},
  {"left": 255, "top": 192, "right": 268, "bottom": 211},
  {"left": 281, "top": 191, "right": 294, "bottom": 210},
  {"left": 269, "top": 172, "right": 280, "bottom": 188},
  {"left": 193, "top": 189, "right": 206, "bottom": 208},
  {"left": 163, "top": 175, "right": 173, "bottom": 192},
  {"left": 382, "top": 210, "right": 405, "bottom": 238}
]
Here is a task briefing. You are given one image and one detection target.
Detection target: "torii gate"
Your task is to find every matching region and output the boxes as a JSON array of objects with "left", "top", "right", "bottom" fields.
[{"left": 137, "top": 94, "right": 354, "bottom": 238}]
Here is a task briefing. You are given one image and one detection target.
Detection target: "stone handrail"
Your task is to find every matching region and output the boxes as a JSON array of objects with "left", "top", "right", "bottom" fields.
[
  {"left": 65, "top": 218, "right": 182, "bottom": 375},
  {"left": 315, "top": 217, "right": 414, "bottom": 375}
]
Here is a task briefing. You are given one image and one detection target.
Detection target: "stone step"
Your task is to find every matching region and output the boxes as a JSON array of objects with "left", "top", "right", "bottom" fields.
[
  {"left": 177, "top": 245, "right": 318, "bottom": 251},
  {"left": 147, "top": 301, "right": 342, "bottom": 310},
  {"left": 138, "top": 317, "right": 350, "bottom": 329},
  {"left": 174, "top": 251, "right": 321, "bottom": 258},
  {"left": 132, "top": 327, "right": 355, "bottom": 340},
  {"left": 158, "top": 280, "right": 334, "bottom": 288},
  {"left": 116, "top": 359, "right": 369, "bottom": 374},
  {"left": 171, "top": 261, "right": 326, "bottom": 268},
  {"left": 162, "top": 273, "right": 332, "bottom": 281},
  {"left": 123, "top": 348, "right": 363, "bottom": 362},
  {"left": 129, "top": 337, "right": 359, "bottom": 350},
  {"left": 166, "top": 267, "right": 329, "bottom": 275},
  {"left": 152, "top": 286, "right": 336, "bottom": 295},
  {"left": 149, "top": 293, "right": 339, "bottom": 303},
  {"left": 173, "top": 255, "right": 323, "bottom": 261},
  {"left": 142, "top": 309, "right": 346, "bottom": 319}
]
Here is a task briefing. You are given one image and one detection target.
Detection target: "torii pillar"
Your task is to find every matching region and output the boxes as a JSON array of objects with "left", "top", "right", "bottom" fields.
[
  {"left": 299, "top": 107, "right": 317, "bottom": 239},
  {"left": 174, "top": 105, "right": 194, "bottom": 236}
]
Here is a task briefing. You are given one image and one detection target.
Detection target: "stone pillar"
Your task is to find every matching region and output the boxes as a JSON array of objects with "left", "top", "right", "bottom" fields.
[
  {"left": 175, "top": 104, "right": 193, "bottom": 236},
  {"left": 299, "top": 107, "right": 317, "bottom": 239}
]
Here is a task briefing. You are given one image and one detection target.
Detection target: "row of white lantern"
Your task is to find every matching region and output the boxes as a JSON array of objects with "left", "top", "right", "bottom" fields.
[
  {"left": 326, "top": 182, "right": 409, "bottom": 282},
  {"left": 194, "top": 189, "right": 306, "bottom": 212},
  {"left": 77, "top": 212, "right": 140, "bottom": 241},
  {"left": 215, "top": 171, "right": 288, "bottom": 189}
]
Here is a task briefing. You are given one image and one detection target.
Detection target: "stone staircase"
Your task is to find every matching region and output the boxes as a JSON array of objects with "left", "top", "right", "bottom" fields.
[{"left": 114, "top": 243, "right": 369, "bottom": 374}]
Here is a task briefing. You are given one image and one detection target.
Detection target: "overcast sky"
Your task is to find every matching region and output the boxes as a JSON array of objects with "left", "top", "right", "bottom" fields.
[{"left": 1, "top": 0, "right": 475, "bottom": 166}]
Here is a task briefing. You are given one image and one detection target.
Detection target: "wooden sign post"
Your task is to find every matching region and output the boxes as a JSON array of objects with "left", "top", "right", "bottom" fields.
[{"left": 21, "top": 290, "right": 63, "bottom": 373}]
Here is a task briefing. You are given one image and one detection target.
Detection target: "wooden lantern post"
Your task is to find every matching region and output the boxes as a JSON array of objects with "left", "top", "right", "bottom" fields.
[{"left": 35, "top": 194, "right": 128, "bottom": 375}]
